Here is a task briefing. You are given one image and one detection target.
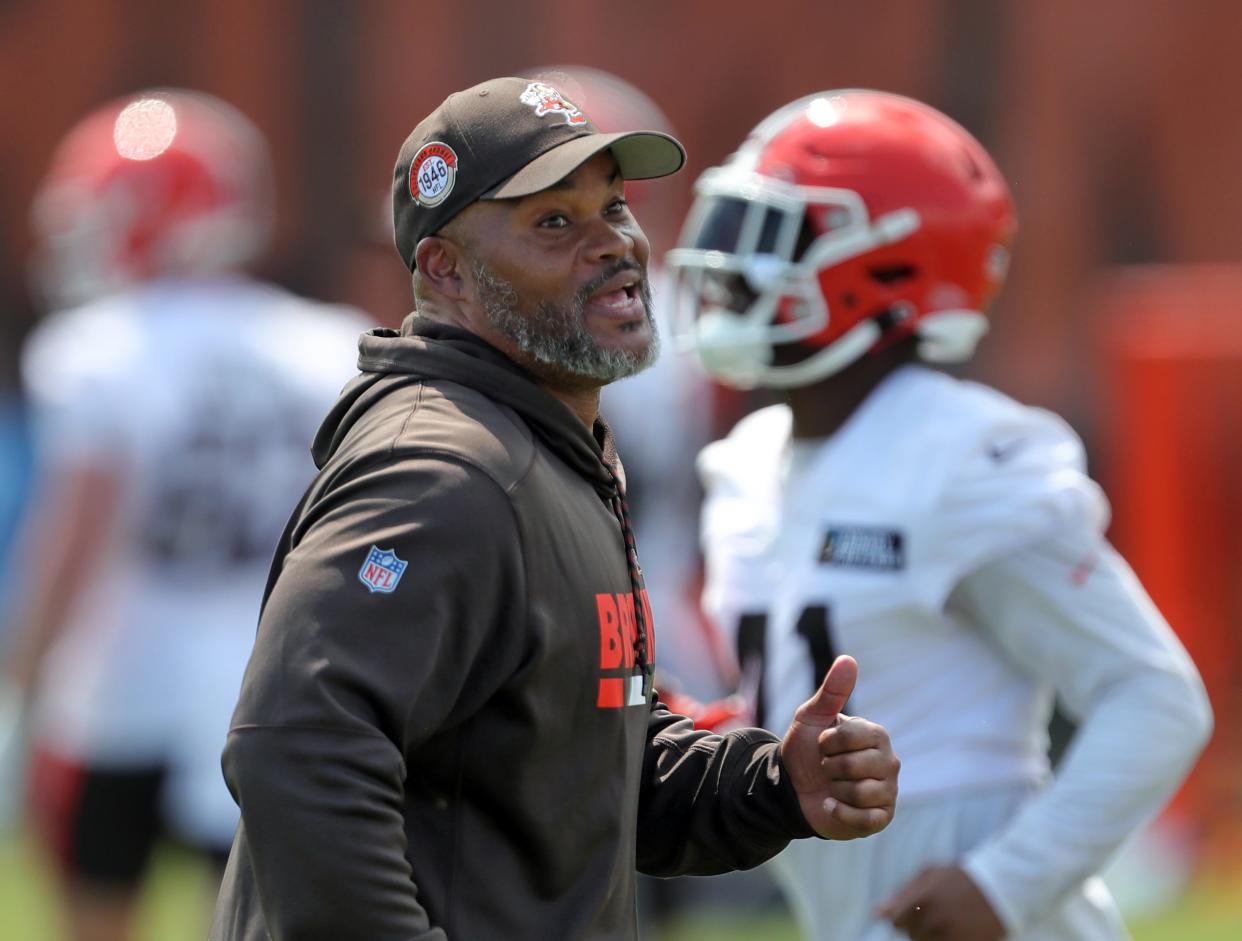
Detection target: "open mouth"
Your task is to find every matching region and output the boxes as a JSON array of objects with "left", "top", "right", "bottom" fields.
[
  {"left": 593, "top": 282, "right": 638, "bottom": 308},
  {"left": 586, "top": 271, "right": 645, "bottom": 322}
]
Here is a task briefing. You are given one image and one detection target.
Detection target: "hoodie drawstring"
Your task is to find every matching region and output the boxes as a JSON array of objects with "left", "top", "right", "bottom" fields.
[{"left": 606, "top": 468, "right": 654, "bottom": 700}]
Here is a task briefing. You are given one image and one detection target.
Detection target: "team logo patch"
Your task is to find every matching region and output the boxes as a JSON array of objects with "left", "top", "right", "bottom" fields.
[
  {"left": 819, "top": 526, "right": 905, "bottom": 571},
  {"left": 519, "top": 81, "right": 588, "bottom": 126},
  {"left": 408, "top": 142, "right": 458, "bottom": 207},
  {"left": 358, "top": 545, "right": 408, "bottom": 593}
]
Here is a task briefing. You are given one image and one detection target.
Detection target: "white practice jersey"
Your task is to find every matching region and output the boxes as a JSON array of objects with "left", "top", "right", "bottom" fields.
[
  {"left": 20, "top": 278, "right": 368, "bottom": 828},
  {"left": 698, "top": 365, "right": 1211, "bottom": 938}
]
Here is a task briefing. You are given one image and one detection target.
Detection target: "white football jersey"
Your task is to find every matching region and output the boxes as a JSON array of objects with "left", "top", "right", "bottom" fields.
[
  {"left": 699, "top": 364, "right": 1211, "bottom": 938},
  {"left": 700, "top": 365, "right": 1108, "bottom": 798},
  {"left": 20, "top": 277, "right": 368, "bottom": 839}
]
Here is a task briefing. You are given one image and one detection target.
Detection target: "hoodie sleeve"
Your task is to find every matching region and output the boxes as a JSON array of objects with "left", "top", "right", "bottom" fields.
[
  {"left": 635, "top": 704, "right": 815, "bottom": 877},
  {"left": 221, "top": 453, "right": 525, "bottom": 940}
]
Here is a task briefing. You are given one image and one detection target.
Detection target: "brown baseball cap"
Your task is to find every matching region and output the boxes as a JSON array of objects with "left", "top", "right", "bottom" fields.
[{"left": 392, "top": 76, "right": 686, "bottom": 271}]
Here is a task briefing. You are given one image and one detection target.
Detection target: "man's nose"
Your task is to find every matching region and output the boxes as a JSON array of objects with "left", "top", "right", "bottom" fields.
[{"left": 583, "top": 217, "right": 635, "bottom": 264}]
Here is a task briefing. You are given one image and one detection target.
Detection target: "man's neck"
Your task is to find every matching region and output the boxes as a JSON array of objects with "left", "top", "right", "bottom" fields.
[
  {"left": 541, "top": 383, "right": 601, "bottom": 428},
  {"left": 785, "top": 339, "right": 918, "bottom": 440},
  {"left": 414, "top": 303, "right": 604, "bottom": 427}
]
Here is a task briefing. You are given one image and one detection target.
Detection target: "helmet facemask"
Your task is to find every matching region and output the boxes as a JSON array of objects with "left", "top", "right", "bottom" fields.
[{"left": 667, "top": 165, "right": 922, "bottom": 389}]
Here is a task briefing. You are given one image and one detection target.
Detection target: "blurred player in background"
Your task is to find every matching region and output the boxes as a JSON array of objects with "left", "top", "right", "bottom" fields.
[
  {"left": 0, "top": 386, "right": 33, "bottom": 646},
  {"left": 1, "top": 89, "right": 368, "bottom": 941},
  {"left": 525, "top": 65, "right": 740, "bottom": 707},
  {"left": 668, "top": 90, "right": 1213, "bottom": 941},
  {"left": 0, "top": 382, "right": 33, "bottom": 827}
]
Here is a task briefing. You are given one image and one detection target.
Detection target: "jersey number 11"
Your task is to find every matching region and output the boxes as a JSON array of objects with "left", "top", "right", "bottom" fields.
[{"left": 736, "top": 604, "right": 838, "bottom": 729}]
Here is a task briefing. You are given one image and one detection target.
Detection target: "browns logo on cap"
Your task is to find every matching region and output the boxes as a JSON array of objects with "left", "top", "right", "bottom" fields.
[
  {"left": 391, "top": 76, "right": 685, "bottom": 272},
  {"left": 518, "top": 81, "right": 589, "bottom": 126}
]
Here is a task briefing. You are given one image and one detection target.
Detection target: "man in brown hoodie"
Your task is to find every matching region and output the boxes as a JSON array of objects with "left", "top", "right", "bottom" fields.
[{"left": 210, "top": 76, "right": 900, "bottom": 941}]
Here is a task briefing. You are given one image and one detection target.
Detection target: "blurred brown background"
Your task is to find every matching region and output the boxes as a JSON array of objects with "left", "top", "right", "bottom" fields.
[
  {"left": 1, "top": 0, "right": 1240, "bottom": 878},
  {"left": 2, "top": 0, "right": 1239, "bottom": 409}
]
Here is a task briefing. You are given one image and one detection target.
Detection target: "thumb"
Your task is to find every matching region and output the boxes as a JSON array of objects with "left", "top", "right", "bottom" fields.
[{"left": 797, "top": 654, "right": 857, "bottom": 723}]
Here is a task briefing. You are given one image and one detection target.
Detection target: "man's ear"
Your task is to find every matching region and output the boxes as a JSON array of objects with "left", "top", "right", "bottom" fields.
[{"left": 414, "top": 236, "right": 467, "bottom": 300}]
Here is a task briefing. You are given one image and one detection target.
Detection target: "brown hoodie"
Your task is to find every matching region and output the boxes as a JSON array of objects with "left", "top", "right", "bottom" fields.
[{"left": 210, "top": 318, "right": 813, "bottom": 941}]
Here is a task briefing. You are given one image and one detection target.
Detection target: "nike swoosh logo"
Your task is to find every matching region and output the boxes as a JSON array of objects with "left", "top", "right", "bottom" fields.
[{"left": 988, "top": 438, "right": 1027, "bottom": 462}]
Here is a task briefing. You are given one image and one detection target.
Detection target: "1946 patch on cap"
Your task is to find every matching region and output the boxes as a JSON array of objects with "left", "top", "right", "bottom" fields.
[{"left": 408, "top": 142, "right": 458, "bottom": 208}]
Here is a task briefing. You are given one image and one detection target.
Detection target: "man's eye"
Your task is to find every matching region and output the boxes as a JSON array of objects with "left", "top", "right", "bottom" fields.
[
  {"left": 538, "top": 214, "right": 569, "bottom": 229},
  {"left": 606, "top": 198, "right": 629, "bottom": 215}
]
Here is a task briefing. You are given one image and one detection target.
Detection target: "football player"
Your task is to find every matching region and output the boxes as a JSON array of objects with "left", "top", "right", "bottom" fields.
[
  {"left": 667, "top": 90, "right": 1213, "bottom": 941},
  {"left": 3, "top": 89, "right": 368, "bottom": 941}
]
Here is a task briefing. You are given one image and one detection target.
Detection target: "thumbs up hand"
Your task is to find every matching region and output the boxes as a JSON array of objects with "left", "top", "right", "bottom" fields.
[{"left": 779, "top": 655, "right": 900, "bottom": 840}]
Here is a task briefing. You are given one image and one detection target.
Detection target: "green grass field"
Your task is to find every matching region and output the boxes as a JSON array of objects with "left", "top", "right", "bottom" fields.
[{"left": 2, "top": 831, "right": 1238, "bottom": 940}]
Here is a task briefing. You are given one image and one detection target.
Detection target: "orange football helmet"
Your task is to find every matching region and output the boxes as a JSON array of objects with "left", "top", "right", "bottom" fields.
[
  {"left": 31, "top": 89, "right": 273, "bottom": 307},
  {"left": 667, "top": 90, "right": 1016, "bottom": 388}
]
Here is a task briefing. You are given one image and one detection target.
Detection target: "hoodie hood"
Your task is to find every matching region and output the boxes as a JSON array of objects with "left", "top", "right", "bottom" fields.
[{"left": 312, "top": 316, "right": 617, "bottom": 496}]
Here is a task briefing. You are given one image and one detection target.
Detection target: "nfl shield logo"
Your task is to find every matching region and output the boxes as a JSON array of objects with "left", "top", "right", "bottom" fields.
[{"left": 358, "top": 545, "right": 408, "bottom": 594}]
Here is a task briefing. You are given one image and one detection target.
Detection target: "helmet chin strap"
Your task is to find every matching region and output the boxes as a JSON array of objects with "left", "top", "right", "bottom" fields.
[
  {"left": 697, "top": 307, "right": 988, "bottom": 390},
  {"left": 757, "top": 318, "right": 883, "bottom": 388},
  {"left": 916, "top": 310, "right": 989, "bottom": 362},
  {"left": 767, "top": 307, "right": 989, "bottom": 387},
  {"left": 694, "top": 311, "right": 883, "bottom": 389}
]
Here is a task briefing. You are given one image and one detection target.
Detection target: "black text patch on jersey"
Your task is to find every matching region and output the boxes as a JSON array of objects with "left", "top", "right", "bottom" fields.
[{"left": 819, "top": 526, "right": 905, "bottom": 571}]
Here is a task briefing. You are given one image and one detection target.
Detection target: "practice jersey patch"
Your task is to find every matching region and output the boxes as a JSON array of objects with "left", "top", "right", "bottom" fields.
[
  {"left": 819, "top": 526, "right": 905, "bottom": 571},
  {"left": 358, "top": 546, "right": 408, "bottom": 593}
]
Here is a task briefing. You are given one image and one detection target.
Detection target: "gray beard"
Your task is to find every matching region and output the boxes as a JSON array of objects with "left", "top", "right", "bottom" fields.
[{"left": 473, "top": 260, "right": 659, "bottom": 384}]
